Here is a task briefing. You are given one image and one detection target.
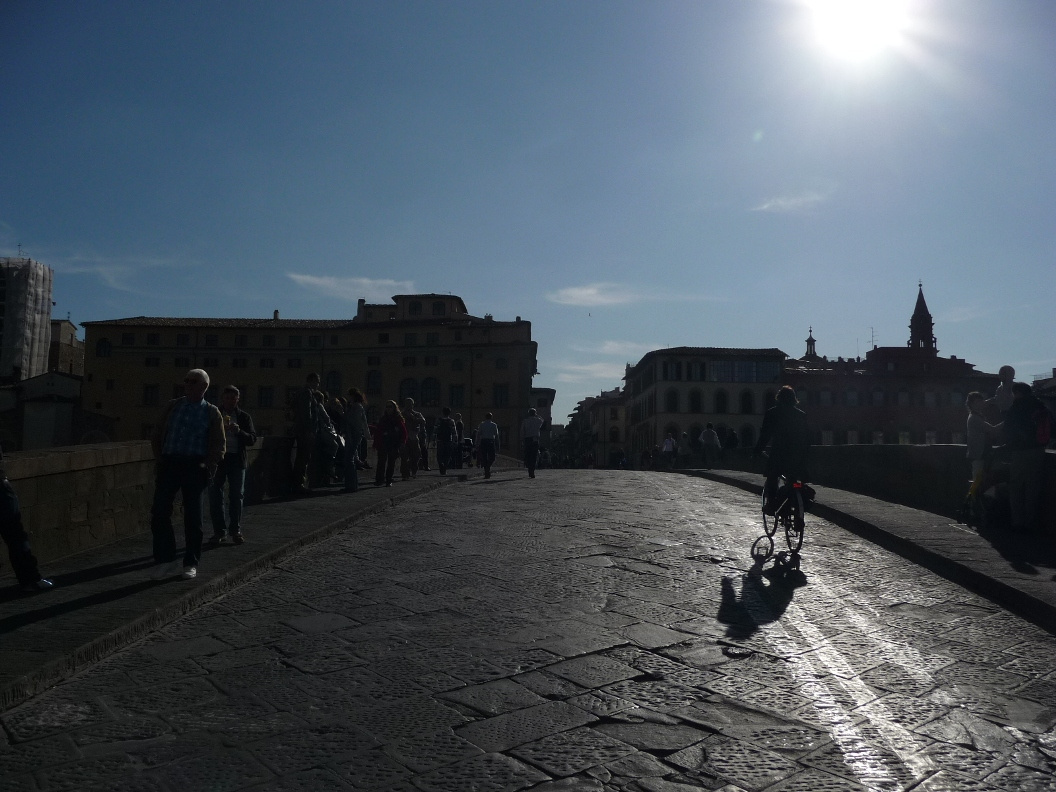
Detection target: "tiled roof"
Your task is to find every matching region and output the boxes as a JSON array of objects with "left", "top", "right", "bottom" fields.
[{"left": 81, "top": 317, "right": 356, "bottom": 329}]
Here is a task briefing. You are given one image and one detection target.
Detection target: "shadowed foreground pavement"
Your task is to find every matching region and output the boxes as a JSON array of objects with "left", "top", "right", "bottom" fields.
[{"left": 2, "top": 468, "right": 1056, "bottom": 791}]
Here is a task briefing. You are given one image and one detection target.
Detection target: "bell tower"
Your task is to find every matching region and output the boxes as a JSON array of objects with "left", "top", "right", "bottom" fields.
[{"left": 908, "top": 283, "right": 937, "bottom": 354}]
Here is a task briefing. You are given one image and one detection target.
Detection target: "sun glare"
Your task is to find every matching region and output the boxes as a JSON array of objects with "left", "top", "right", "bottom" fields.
[{"left": 809, "top": 0, "right": 910, "bottom": 60}]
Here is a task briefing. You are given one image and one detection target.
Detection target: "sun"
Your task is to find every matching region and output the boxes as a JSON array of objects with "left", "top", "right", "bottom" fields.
[{"left": 808, "top": 0, "right": 911, "bottom": 61}]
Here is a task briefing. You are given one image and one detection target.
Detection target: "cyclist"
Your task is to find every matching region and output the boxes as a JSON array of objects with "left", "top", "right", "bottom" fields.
[{"left": 753, "top": 386, "right": 810, "bottom": 515}]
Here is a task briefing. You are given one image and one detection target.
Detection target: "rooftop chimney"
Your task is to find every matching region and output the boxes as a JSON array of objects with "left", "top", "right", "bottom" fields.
[{"left": 273, "top": 310, "right": 279, "bottom": 320}]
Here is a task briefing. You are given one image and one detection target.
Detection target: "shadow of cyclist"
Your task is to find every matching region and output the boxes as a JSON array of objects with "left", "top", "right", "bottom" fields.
[{"left": 717, "top": 559, "right": 806, "bottom": 641}]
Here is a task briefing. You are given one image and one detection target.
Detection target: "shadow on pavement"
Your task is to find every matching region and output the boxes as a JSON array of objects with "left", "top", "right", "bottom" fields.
[
  {"left": 0, "top": 578, "right": 169, "bottom": 632},
  {"left": 718, "top": 559, "right": 806, "bottom": 641}
]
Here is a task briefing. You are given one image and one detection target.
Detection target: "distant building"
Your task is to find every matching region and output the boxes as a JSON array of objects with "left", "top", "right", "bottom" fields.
[
  {"left": 0, "top": 257, "right": 53, "bottom": 383},
  {"left": 577, "top": 387, "right": 627, "bottom": 468},
  {"left": 783, "top": 286, "right": 998, "bottom": 445},
  {"left": 530, "top": 386, "right": 556, "bottom": 453},
  {"left": 81, "top": 294, "right": 539, "bottom": 454},
  {"left": 624, "top": 347, "right": 786, "bottom": 459},
  {"left": 49, "top": 318, "right": 84, "bottom": 376}
]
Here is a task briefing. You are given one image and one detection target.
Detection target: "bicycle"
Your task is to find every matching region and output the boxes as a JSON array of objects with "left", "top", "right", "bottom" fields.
[{"left": 762, "top": 477, "right": 807, "bottom": 554}]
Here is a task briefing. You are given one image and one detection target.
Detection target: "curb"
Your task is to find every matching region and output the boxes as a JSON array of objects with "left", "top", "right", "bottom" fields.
[
  {"left": 0, "top": 474, "right": 466, "bottom": 714},
  {"left": 680, "top": 468, "right": 1056, "bottom": 636}
]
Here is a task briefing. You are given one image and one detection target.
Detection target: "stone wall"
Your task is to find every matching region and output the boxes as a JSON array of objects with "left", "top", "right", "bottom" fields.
[
  {"left": 719, "top": 444, "right": 1056, "bottom": 529},
  {"left": 5, "top": 438, "right": 292, "bottom": 565}
]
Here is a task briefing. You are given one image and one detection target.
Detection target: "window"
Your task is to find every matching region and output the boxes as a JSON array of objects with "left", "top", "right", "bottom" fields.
[
  {"left": 105, "top": 379, "right": 114, "bottom": 391},
  {"left": 175, "top": 357, "right": 190, "bottom": 368},
  {"left": 662, "top": 361, "right": 682, "bottom": 381},
  {"left": 609, "top": 427, "right": 619, "bottom": 442},
  {"left": 664, "top": 389, "right": 679, "bottom": 413},
  {"left": 424, "top": 355, "right": 438, "bottom": 367},
  {"left": 453, "top": 330, "right": 462, "bottom": 341},
  {"left": 496, "top": 357, "right": 508, "bottom": 370},
  {"left": 287, "top": 358, "right": 302, "bottom": 369},
  {"left": 899, "top": 430, "right": 911, "bottom": 445},
  {"left": 146, "top": 333, "right": 160, "bottom": 346},
  {"left": 421, "top": 377, "right": 441, "bottom": 408},
  {"left": 405, "top": 333, "right": 417, "bottom": 347},
  {"left": 176, "top": 333, "right": 190, "bottom": 347},
  {"left": 432, "top": 301, "right": 446, "bottom": 316},
  {"left": 330, "top": 335, "right": 339, "bottom": 345},
  {"left": 399, "top": 378, "right": 418, "bottom": 403},
  {"left": 733, "top": 362, "right": 754, "bottom": 382},
  {"left": 872, "top": 431, "right": 885, "bottom": 444},
  {"left": 366, "top": 370, "right": 382, "bottom": 395},
  {"left": 711, "top": 390, "right": 727, "bottom": 413},
  {"left": 872, "top": 389, "right": 885, "bottom": 407},
  {"left": 845, "top": 389, "right": 859, "bottom": 407},
  {"left": 204, "top": 334, "right": 218, "bottom": 347},
  {"left": 739, "top": 390, "right": 754, "bottom": 415},
  {"left": 924, "top": 391, "right": 937, "bottom": 408},
  {"left": 757, "top": 362, "right": 781, "bottom": 383},
  {"left": 951, "top": 391, "right": 963, "bottom": 408},
  {"left": 925, "top": 430, "right": 937, "bottom": 445},
  {"left": 144, "top": 357, "right": 160, "bottom": 367},
  {"left": 610, "top": 407, "right": 618, "bottom": 420},
  {"left": 847, "top": 429, "right": 859, "bottom": 444},
  {"left": 426, "top": 332, "right": 439, "bottom": 346},
  {"left": 95, "top": 339, "right": 112, "bottom": 357},
  {"left": 262, "top": 334, "right": 275, "bottom": 347},
  {"left": 708, "top": 361, "right": 733, "bottom": 382},
  {"left": 203, "top": 357, "right": 219, "bottom": 368},
  {"left": 378, "top": 333, "right": 389, "bottom": 344},
  {"left": 257, "top": 386, "right": 274, "bottom": 408},
  {"left": 234, "top": 334, "right": 247, "bottom": 347},
  {"left": 288, "top": 335, "right": 302, "bottom": 348},
  {"left": 409, "top": 301, "right": 423, "bottom": 316},
  {"left": 897, "top": 391, "right": 911, "bottom": 407},
  {"left": 449, "top": 384, "right": 465, "bottom": 408},
  {"left": 260, "top": 358, "right": 275, "bottom": 368},
  {"left": 689, "top": 390, "right": 703, "bottom": 413},
  {"left": 821, "top": 430, "right": 834, "bottom": 446},
  {"left": 308, "top": 336, "right": 321, "bottom": 348},
  {"left": 142, "top": 384, "right": 159, "bottom": 406},
  {"left": 121, "top": 333, "right": 135, "bottom": 346},
  {"left": 452, "top": 359, "right": 463, "bottom": 372},
  {"left": 232, "top": 358, "right": 247, "bottom": 369},
  {"left": 819, "top": 389, "right": 832, "bottom": 407},
  {"left": 403, "top": 356, "right": 416, "bottom": 367},
  {"left": 493, "top": 383, "right": 509, "bottom": 407},
  {"left": 367, "top": 356, "right": 381, "bottom": 366}
]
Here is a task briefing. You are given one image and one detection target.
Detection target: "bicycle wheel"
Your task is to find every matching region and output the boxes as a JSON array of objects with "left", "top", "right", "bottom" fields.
[
  {"left": 784, "top": 490, "right": 804, "bottom": 553},
  {"left": 762, "top": 492, "right": 777, "bottom": 537},
  {"left": 751, "top": 535, "right": 774, "bottom": 562}
]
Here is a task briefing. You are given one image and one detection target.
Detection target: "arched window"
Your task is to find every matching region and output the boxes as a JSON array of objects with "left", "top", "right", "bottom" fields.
[
  {"left": 95, "top": 338, "right": 112, "bottom": 358},
  {"left": 609, "top": 426, "right": 619, "bottom": 443},
  {"left": 365, "top": 370, "right": 382, "bottom": 396},
  {"left": 664, "top": 389, "right": 679, "bottom": 413},
  {"left": 689, "top": 389, "right": 703, "bottom": 413},
  {"left": 409, "top": 301, "right": 423, "bottom": 316},
  {"left": 714, "top": 390, "right": 728, "bottom": 414},
  {"left": 739, "top": 390, "right": 754, "bottom": 415},
  {"left": 432, "top": 301, "right": 446, "bottom": 316},
  {"left": 420, "top": 377, "right": 440, "bottom": 408},
  {"left": 399, "top": 378, "right": 418, "bottom": 403},
  {"left": 324, "top": 370, "right": 341, "bottom": 396}
]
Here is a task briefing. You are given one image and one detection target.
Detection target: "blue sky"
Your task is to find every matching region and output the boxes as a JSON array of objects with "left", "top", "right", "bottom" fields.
[{"left": 2, "top": 0, "right": 1053, "bottom": 421}]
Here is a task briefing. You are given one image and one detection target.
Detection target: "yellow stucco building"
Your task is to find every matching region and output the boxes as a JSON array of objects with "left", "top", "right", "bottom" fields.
[{"left": 81, "top": 294, "right": 539, "bottom": 454}]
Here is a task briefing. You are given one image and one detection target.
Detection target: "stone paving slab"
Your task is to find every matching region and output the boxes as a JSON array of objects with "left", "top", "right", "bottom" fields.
[
  {"left": 683, "top": 469, "right": 1056, "bottom": 634},
  {"left": 0, "top": 467, "right": 502, "bottom": 713}
]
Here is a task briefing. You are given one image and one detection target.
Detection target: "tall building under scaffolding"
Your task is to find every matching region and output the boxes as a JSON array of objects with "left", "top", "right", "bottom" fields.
[{"left": 0, "top": 258, "right": 54, "bottom": 383}]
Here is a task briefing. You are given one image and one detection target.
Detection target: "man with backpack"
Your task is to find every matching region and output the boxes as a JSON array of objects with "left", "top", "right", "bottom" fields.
[{"left": 1002, "top": 382, "right": 1052, "bottom": 534}]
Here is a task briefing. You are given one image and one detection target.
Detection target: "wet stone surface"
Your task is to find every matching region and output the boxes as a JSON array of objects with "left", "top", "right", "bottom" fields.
[{"left": 4, "top": 470, "right": 1056, "bottom": 790}]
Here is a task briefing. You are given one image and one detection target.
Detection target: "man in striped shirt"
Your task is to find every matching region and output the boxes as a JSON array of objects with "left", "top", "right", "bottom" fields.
[{"left": 150, "top": 369, "right": 225, "bottom": 580}]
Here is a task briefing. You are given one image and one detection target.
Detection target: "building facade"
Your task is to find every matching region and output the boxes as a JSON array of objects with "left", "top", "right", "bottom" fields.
[
  {"left": 48, "top": 318, "right": 84, "bottom": 376},
  {"left": 783, "top": 287, "right": 999, "bottom": 445},
  {"left": 0, "top": 258, "right": 53, "bottom": 383},
  {"left": 624, "top": 347, "right": 786, "bottom": 460},
  {"left": 81, "top": 294, "right": 538, "bottom": 453}
]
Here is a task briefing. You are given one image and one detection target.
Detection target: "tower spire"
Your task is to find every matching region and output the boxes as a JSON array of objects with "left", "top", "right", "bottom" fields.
[{"left": 908, "top": 284, "right": 936, "bottom": 353}]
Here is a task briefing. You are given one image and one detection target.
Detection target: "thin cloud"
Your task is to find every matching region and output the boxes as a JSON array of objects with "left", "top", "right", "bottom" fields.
[
  {"left": 48, "top": 254, "right": 180, "bottom": 293},
  {"left": 552, "top": 361, "right": 628, "bottom": 384},
  {"left": 546, "top": 283, "right": 637, "bottom": 307},
  {"left": 287, "top": 274, "right": 414, "bottom": 303},
  {"left": 752, "top": 190, "right": 830, "bottom": 213},
  {"left": 570, "top": 340, "right": 658, "bottom": 357},
  {"left": 548, "top": 282, "right": 723, "bottom": 307},
  {"left": 939, "top": 305, "right": 997, "bottom": 324}
]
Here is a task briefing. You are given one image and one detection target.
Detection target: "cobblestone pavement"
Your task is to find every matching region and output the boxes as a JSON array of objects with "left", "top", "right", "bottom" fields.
[{"left": 3, "top": 470, "right": 1056, "bottom": 791}]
